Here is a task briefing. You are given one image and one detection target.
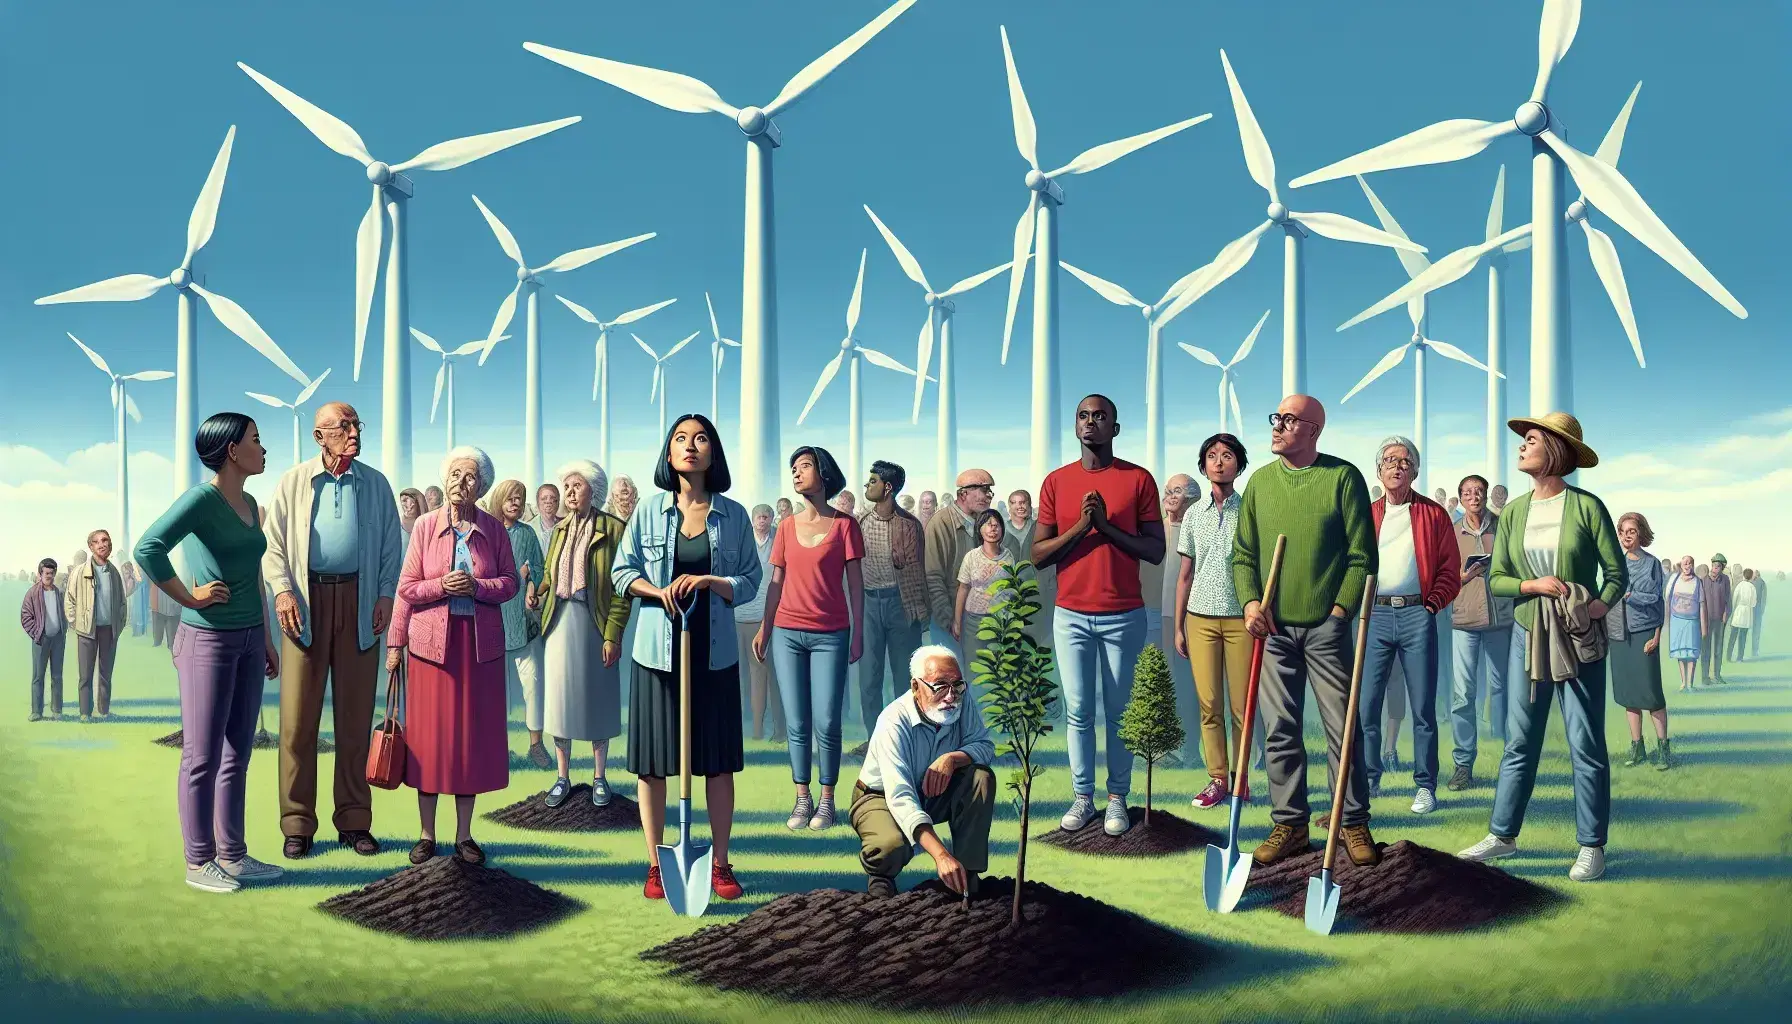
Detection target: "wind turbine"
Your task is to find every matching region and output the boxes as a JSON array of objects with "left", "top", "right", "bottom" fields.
[
  {"left": 237, "top": 61, "right": 581, "bottom": 487},
  {"left": 557, "top": 295, "right": 677, "bottom": 473},
  {"left": 411, "top": 329, "right": 498, "bottom": 452},
  {"left": 635, "top": 330, "right": 702, "bottom": 441},
  {"left": 1059, "top": 260, "right": 1226, "bottom": 481},
  {"left": 467, "top": 194, "right": 654, "bottom": 488},
  {"left": 1177, "top": 310, "right": 1270, "bottom": 439},
  {"left": 863, "top": 205, "right": 1010, "bottom": 492},
  {"left": 245, "top": 370, "right": 334, "bottom": 468},
  {"left": 795, "top": 250, "right": 930, "bottom": 490},
  {"left": 67, "top": 334, "right": 173, "bottom": 563},
  {"left": 35, "top": 125, "right": 308, "bottom": 502},
  {"left": 996, "top": 25, "right": 1211, "bottom": 485},
  {"left": 704, "top": 292, "right": 742, "bottom": 423},
  {"left": 1288, "top": 0, "right": 1746, "bottom": 420},
  {"left": 524, "top": 0, "right": 920, "bottom": 505}
]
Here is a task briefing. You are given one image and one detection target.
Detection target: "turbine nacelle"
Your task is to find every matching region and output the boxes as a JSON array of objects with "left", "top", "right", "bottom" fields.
[
  {"left": 839, "top": 337, "right": 854, "bottom": 352},
  {"left": 923, "top": 291, "right": 939, "bottom": 307},
  {"left": 1140, "top": 304, "right": 1155, "bottom": 320},
  {"left": 734, "top": 106, "right": 783, "bottom": 146},
  {"left": 366, "top": 160, "right": 392, "bottom": 185},
  {"left": 169, "top": 267, "right": 192, "bottom": 290},
  {"left": 1023, "top": 169, "right": 1065, "bottom": 202},
  {"left": 1565, "top": 197, "right": 1590, "bottom": 223},
  {"left": 1266, "top": 201, "right": 1290, "bottom": 224},
  {"left": 1514, "top": 101, "right": 1551, "bottom": 136},
  {"left": 517, "top": 265, "right": 537, "bottom": 285}
]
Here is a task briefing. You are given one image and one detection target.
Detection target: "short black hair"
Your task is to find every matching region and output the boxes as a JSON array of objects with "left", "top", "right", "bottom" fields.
[
  {"left": 869, "top": 459, "right": 906, "bottom": 496},
  {"left": 195, "top": 412, "right": 256, "bottom": 472},
  {"left": 653, "top": 413, "right": 733, "bottom": 494},
  {"left": 1081, "top": 393, "right": 1118, "bottom": 418},
  {"left": 972, "top": 507, "right": 1006, "bottom": 540},
  {"left": 1458, "top": 474, "right": 1489, "bottom": 496},
  {"left": 37, "top": 557, "right": 56, "bottom": 573},
  {"left": 1198, "top": 433, "right": 1248, "bottom": 476},
  {"left": 790, "top": 446, "right": 848, "bottom": 501}
]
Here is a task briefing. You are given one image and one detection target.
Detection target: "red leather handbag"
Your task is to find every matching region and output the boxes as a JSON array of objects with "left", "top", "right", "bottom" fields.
[{"left": 366, "top": 654, "right": 407, "bottom": 790}]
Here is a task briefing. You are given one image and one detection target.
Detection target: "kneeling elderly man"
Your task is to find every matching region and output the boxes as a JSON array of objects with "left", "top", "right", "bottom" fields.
[{"left": 850, "top": 644, "right": 996, "bottom": 898}]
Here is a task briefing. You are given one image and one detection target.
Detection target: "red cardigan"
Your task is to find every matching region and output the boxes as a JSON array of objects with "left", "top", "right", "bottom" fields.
[{"left": 1370, "top": 494, "right": 1462, "bottom": 613}]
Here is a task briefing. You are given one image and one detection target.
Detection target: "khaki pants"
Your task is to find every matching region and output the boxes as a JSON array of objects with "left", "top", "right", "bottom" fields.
[
  {"left": 1185, "top": 612, "right": 1254, "bottom": 781},
  {"left": 734, "top": 618, "right": 786, "bottom": 740},
  {"left": 279, "top": 577, "right": 378, "bottom": 838},
  {"left": 851, "top": 764, "right": 995, "bottom": 881}
]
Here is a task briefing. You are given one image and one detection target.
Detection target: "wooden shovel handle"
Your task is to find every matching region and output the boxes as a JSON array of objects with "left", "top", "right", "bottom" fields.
[
  {"left": 1230, "top": 535, "right": 1288, "bottom": 797},
  {"left": 675, "top": 595, "right": 696, "bottom": 802},
  {"left": 1322, "top": 576, "right": 1378, "bottom": 873}
]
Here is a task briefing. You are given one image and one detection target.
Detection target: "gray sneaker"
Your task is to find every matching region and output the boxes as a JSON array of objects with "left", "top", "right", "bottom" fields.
[
  {"left": 786, "top": 792, "right": 816, "bottom": 831},
  {"left": 1103, "top": 795, "right": 1131, "bottom": 836},
  {"left": 217, "top": 854, "right": 284, "bottom": 884},
  {"left": 186, "top": 861, "right": 242, "bottom": 894},
  {"left": 808, "top": 795, "right": 837, "bottom": 831},
  {"left": 1059, "top": 794, "right": 1099, "bottom": 832},
  {"left": 590, "top": 777, "right": 613, "bottom": 807}
]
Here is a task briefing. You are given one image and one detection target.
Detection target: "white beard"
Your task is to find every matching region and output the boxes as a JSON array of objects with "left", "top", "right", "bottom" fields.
[{"left": 923, "top": 702, "right": 961, "bottom": 727}]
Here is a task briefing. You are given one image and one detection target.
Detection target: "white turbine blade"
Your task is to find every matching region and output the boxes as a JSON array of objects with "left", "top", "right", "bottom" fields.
[
  {"left": 846, "top": 248, "right": 867, "bottom": 335},
  {"left": 633, "top": 333, "right": 660, "bottom": 360},
  {"left": 349, "top": 193, "right": 381, "bottom": 381},
  {"left": 66, "top": 333, "right": 112, "bottom": 375},
  {"left": 1530, "top": 0, "right": 1583, "bottom": 104},
  {"left": 1227, "top": 380, "right": 1243, "bottom": 437},
  {"left": 394, "top": 116, "right": 581, "bottom": 173},
  {"left": 1156, "top": 220, "right": 1272, "bottom": 326},
  {"left": 1060, "top": 262, "right": 1145, "bottom": 308},
  {"left": 522, "top": 43, "right": 738, "bottom": 118},
  {"left": 722, "top": 338, "right": 740, "bottom": 347},
  {"left": 1153, "top": 265, "right": 1206, "bottom": 311},
  {"left": 592, "top": 336, "right": 606, "bottom": 401},
  {"left": 1219, "top": 49, "right": 1276, "bottom": 202},
  {"left": 1288, "top": 119, "right": 1516, "bottom": 189},
  {"left": 648, "top": 364, "right": 661, "bottom": 404},
  {"left": 125, "top": 393, "right": 142, "bottom": 424},
  {"left": 236, "top": 63, "right": 372, "bottom": 165},
  {"left": 1047, "top": 115, "right": 1212, "bottom": 178},
  {"left": 857, "top": 345, "right": 916, "bottom": 375},
  {"left": 1424, "top": 338, "right": 1495, "bottom": 374},
  {"left": 1340, "top": 344, "right": 1412, "bottom": 404},
  {"left": 1594, "top": 82, "right": 1641, "bottom": 171},
  {"left": 477, "top": 332, "right": 512, "bottom": 366},
  {"left": 797, "top": 351, "right": 847, "bottom": 425},
  {"left": 1001, "top": 193, "right": 1038, "bottom": 363},
  {"left": 766, "top": 0, "right": 918, "bottom": 117},
  {"left": 863, "top": 205, "right": 931, "bottom": 292},
  {"left": 183, "top": 125, "right": 235, "bottom": 269},
  {"left": 36, "top": 274, "right": 166, "bottom": 305},
  {"left": 1580, "top": 219, "right": 1644, "bottom": 367},
  {"left": 704, "top": 291, "right": 724, "bottom": 341},
  {"left": 1505, "top": 234, "right": 1533, "bottom": 253},
  {"left": 911, "top": 311, "right": 934, "bottom": 423},
  {"left": 484, "top": 284, "right": 521, "bottom": 360},
  {"left": 430, "top": 363, "right": 446, "bottom": 423},
  {"left": 1542, "top": 130, "right": 1746, "bottom": 318},
  {"left": 1336, "top": 227, "right": 1528, "bottom": 331},
  {"left": 557, "top": 294, "right": 599, "bottom": 323},
  {"left": 942, "top": 261, "right": 1012, "bottom": 297},
  {"left": 1486, "top": 164, "right": 1507, "bottom": 243},
  {"left": 244, "top": 391, "right": 287, "bottom": 409},
  {"left": 1354, "top": 176, "right": 1431, "bottom": 279},
  {"left": 110, "top": 380, "right": 120, "bottom": 411},
  {"left": 537, "top": 232, "right": 655, "bottom": 274},
  {"left": 1408, "top": 296, "right": 1425, "bottom": 330},
  {"left": 450, "top": 338, "right": 491, "bottom": 357},
  {"left": 613, "top": 298, "right": 677, "bottom": 327},
  {"left": 1290, "top": 210, "right": 1427, "bottom": 253},
  {"left": 121, "top": 370, "right": 175, "bottom": 382},
  {"left": 470, "top": 195, "right": 526, "bottom": 268},
  {"left": 1178, "top": 343, "right": 1223, "bottom": 369},
  {"left": 663, "top": 330, "right": 701, "bottom": 360},
  {"left": 999, "top": 26, "right": 1040, "bottom": 170},
  {"left": 1230, "top": 309, "right": 1272, "bottom": 366},
  {"left": 189, "top": 284, "right": 309, "bottom": 384},
  {"left": 1214, "top": 375, "right": 1226, "bottom": 428},
  {"left": 410, "top": 327, "right": 445, "bottom": 353},
  {"left": 295, "top": 367, "right": 331, "bottom": 406}
]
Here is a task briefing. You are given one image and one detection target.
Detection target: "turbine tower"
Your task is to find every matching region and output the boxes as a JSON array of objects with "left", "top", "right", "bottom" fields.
[
  {"left": 1290, "top": 0, "right": 1745, "bottom": 420},
  {"left": 863, "top": 205, "right": 1009, "bottom": 493},
  {"left": 238, "top": 61, "right": 580, "bottom": 487},
  {"left": 468, "top": 194, "right": 654, "bottom": 488},
  {"left": 996, "top": 25, "right": 1211, "bottom": 485},
  {"left": 67, "top": 334, "right": 173, "bottom": 564},
  {"left": 525, "top": 0, "right": 920, "bottom": 505},
  {"left": 704, "top": 292, "right": 742, "bottom": 423},
  {"left": 412, "top": 329, "right": 496, "bottom": 452},
  {"left": 246, "top": 369, "right": 334, "bottom": 468},
  {"left": 557, "top": 296, "right": 677, "bottom": 474},
  {"left": 35, "top": 125, "right": 308, "bottom": 501},
  {"left": 635, "top": 330, "right": 702, "bottom": 441},
  {"left": 1177, "top": 309, "right": 1269, "bottom": 438}
]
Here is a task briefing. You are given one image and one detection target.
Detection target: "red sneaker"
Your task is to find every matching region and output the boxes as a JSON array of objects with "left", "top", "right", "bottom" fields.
[
  {"left": 644, "top": 865, "right": 665, "bottom": 900},
  {"left": 712, "top": 862, "right": 744, "bottom": 901},
  {"left": 1191, "top": 779, "right": 1230, "bottom": 809}
]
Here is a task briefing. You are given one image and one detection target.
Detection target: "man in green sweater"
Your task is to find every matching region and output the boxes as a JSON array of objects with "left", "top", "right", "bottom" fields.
[{"left": 1233, "top": 395, "right": 1382, "bottom": 867}]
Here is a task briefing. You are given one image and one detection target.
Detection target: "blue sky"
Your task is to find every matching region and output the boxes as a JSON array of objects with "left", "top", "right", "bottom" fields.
[{"left": 1, "top": 1, "right": 1787, "bottom": 569}]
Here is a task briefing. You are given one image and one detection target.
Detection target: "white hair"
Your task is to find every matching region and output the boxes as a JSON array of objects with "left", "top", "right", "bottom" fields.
[
  {"left": 1376, "top": 435, "right": 1420, "bottom": 471},
  {"left": 440, "top": 446, "right": 495, "bottom": 500},
  {"left": 908, "top": 644, "right": 962, "bottom": 681},
  {"left": 555, "top": 459, "right": 609, "bottom": 509}
]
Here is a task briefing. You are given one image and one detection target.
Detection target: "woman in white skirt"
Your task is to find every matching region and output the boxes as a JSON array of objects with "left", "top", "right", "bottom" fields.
[
  {"left": 532, "top": 460, "right": 631, "bottom": 808},
  {"left": 487, "top": 479, "right": 549, "bottom": 768}
]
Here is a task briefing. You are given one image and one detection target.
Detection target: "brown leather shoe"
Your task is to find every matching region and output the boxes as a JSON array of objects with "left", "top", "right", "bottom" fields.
[
  {"left": 338, "top": 830, "right": 380, "bottom": 856},
  {"left": 1340, "top": 824, "right": 1382, "bottom": 867},
  {"left": 282, "top": 835, "right": 313, "bottom": 860},
  {"left": 1252, "top": 822, "right": 1311, "bottom": 866},
  {"left": 409, "top": 839, "right": 437, "bottom": 865},
  {"left": 455, "top": 838, "right": 485, "bottom": 866}
]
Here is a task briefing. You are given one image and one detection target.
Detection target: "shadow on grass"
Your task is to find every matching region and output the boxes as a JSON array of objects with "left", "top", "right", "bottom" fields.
[
  {"left": 106, "top": 697, "right": 180, "bottom": 709},
  {"left": 1676, "top": 748, "right": 1792, "bottom": 768},
  {"left": 1502, "top": 849, "right": 1792, "bottom": 882},
  {"left": 1670, "top": 705, "right": 1788, "bottom": 717},
  {"left": 1674, "top": 730, "right": 1792, "bottom": 746}
]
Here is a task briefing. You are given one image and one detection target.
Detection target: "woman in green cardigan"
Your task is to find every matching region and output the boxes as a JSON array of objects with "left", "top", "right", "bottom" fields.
[{"left": 1458, "top": 413, "right": 1624, "bottom": 883}]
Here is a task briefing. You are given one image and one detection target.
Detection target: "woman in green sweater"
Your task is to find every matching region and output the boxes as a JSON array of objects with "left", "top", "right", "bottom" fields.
[
  {"left": 1458, "top": 413, "right": 1624, "bottom": 883},
  {"left": 136, "top": 413, "right": 283, "bottom": 895}
]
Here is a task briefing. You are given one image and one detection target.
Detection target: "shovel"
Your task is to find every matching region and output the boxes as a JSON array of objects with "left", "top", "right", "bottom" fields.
[
  {"left": 1203, "top": 534, "right": 1287, "bottom": 914},
  {"left": 657, "top": 595, "right": 714, "bottom": 918},
  {"left": 1306, "top": 575, "right": 1378, "bottom": 936}
]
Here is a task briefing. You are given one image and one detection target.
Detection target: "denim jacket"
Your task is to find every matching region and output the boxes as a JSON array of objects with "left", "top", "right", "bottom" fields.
[{"left": 611, "top": 490, "right": 761, "bottom": 672}]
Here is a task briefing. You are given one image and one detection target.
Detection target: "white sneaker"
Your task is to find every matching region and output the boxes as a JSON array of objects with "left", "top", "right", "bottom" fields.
[
  {"left": 185, "top": 860, "right": 242, "bottom": 894},
  {"left": 1457, "top": 834, "right": 1518, "bottom": 862},
  {"left": 807, "top": 795, "right": 837, "bottom": 831},
  {"left": 1059, "top": 794, "right": 1099, "bottom": 832},
  {"left": 786, "top": 793, "right": 815, "bottom": 831},
  {"left": 217, "top": 854, "right": 284, "bottom": 884},
  {"left": 1410, "top": 788, "right": 1437, "bottom": 814},
  {"left": 1103, "top": 795, "right": 1131, "bottom": 836},
  {"left": 1568, "top": 845, "right": 1605, "bottom": 882}
]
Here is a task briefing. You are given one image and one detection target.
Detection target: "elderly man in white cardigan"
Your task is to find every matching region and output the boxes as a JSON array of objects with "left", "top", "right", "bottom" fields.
[{"left": 261, "top": 401, "right": 403, "bottom": 860}]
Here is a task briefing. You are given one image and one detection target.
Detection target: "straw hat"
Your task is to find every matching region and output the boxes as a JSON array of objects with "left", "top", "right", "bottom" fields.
[{"left": 1508, "top": 411, "right": 1599, "bottom": 469}]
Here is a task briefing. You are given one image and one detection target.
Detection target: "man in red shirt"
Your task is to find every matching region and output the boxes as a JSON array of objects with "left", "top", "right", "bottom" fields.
[{"left": 1031, "top": 395, "right": 1165, "bottom": 837}]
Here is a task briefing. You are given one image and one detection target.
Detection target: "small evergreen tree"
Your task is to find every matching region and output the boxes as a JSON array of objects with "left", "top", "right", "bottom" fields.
[
  {"left": 1118, "top": 644, "right": 1184, "bottom": 826},
  {"left": 972, "top": 561, "right": 1059, "bottom": 929}
]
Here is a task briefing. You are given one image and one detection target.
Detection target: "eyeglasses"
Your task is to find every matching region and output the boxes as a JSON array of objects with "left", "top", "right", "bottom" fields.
[
  {"left": 321, "top": 420, "right": 362, "bottom": 434},
  {"left": 960, "top": 484, "right": 994, "bottom": 495},
  {"left": 1267, "top": 413, "right": 1307, "bottom": 431},
  {"left": 916, "top": 678, "right": 969, "bottom": 698},
  {"left": 1379, "top": 457, "right": 1416, "bottom": 470}
]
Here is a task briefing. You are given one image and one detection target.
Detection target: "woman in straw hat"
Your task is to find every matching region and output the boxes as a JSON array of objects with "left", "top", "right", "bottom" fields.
[{"left": 1457, "top": 413, "right": 1624, "bottom": 883}]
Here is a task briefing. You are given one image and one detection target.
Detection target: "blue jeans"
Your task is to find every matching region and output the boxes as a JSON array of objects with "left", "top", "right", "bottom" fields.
[
  {"left": 1054, "top": 606, "right": 1147, "bottom": 798},
  {"left": 771, "top": 626, "right": 851, "bottom": 786},
  {"left": 858, "top": 588, "right": 924, "bottom": 737},
  {"left": 1359, "top": 603, "right": 1440, "bottom": 791},
  {"left": 1450, "top": 625, "right": 1512, "bottom": 770},
  {"left": 1489, "top": 626, "right": 1611, "bottom": 847}
]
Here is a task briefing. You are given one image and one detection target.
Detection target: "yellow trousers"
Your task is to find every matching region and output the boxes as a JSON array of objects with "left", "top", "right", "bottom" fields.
[{"left": 1185, "top": 612, "right": 1253, "bottom": 781}]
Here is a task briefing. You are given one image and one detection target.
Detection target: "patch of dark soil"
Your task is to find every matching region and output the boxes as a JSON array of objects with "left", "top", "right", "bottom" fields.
[
  {"left": 1035, "top": 806, "right": 1220, "bottom": 857},
  {"left": 641, "top": 876, "right": 1212, "bottom": 1008},
  {"left": 484, "top": 785, "right": 641, "bottom": 831},
  {"left": 253, "top": 728, "right": 277, "bottom": 750},
  {"left": 318, "top": 856, "right": 579, "bottom": 940},
  {"left": 154, "top": 729, "right": 183, "bottom": 748},
  {"left": 1246, "top": 839, "right": 1564, "bottom": 932},
  {"left": 155, "top": 728, "right": 331, "bottom": 752}
]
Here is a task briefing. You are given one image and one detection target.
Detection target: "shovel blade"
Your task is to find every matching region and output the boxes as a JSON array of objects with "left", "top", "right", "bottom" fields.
[
  {"left": 1217, "top": 853, "right": 1253, "bottom": 913},
  {"left": 656, "top": 841, "right": 714, "bottom": 919},
  {"left": 1304, "top": 869, "right": 1340, "bottom": 935},
  {"left": 1202, "top": 842, "right": 1238, "bottom": 913}
]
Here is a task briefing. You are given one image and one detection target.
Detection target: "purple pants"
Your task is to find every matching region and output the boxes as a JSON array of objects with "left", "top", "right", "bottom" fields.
[{"left": 173, "top": 624, "right": 266, "bottom": 865}]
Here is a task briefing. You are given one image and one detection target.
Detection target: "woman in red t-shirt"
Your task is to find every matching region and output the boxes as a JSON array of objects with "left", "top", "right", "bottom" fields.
[{"left": 752, "top": 446, "right": 865, "bottom": 832}]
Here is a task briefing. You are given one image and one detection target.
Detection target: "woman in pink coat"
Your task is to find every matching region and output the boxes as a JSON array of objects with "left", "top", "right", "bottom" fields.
[{"left": 387, "top": 446, "right": 519, "bottom": 866}]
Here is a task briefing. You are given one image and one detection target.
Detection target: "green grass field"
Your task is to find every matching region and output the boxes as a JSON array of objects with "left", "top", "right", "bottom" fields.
[{"left": 3, "top": 582, "right": 1788, "bottom": 1022}]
